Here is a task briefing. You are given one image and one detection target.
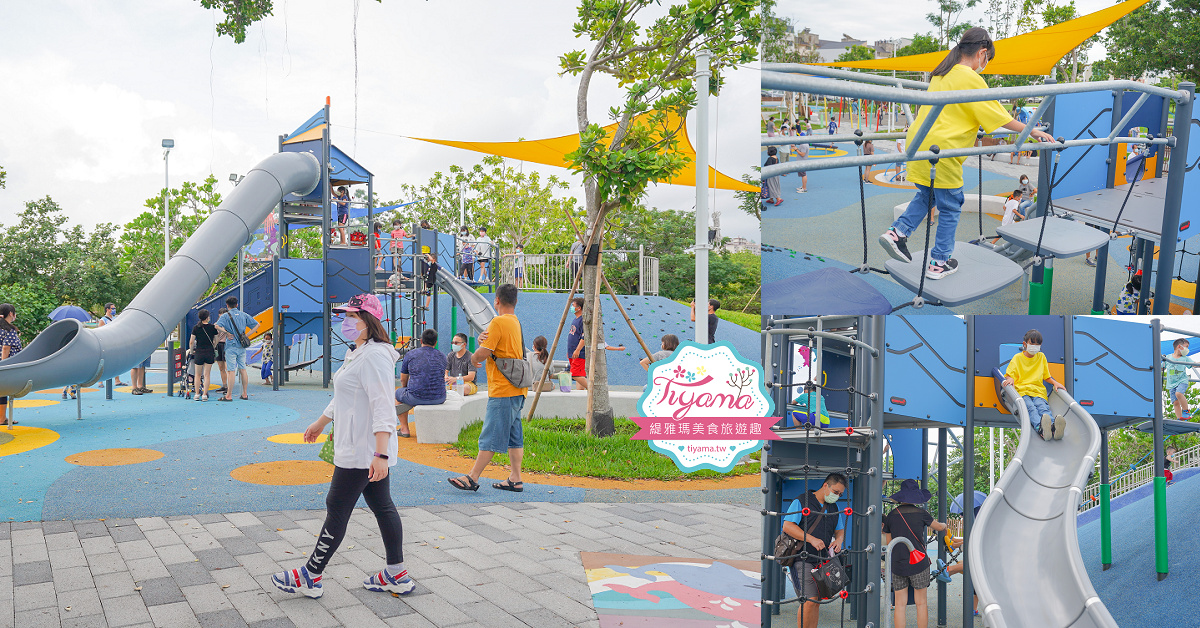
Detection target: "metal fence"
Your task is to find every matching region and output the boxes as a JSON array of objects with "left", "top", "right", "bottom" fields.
[
  {"left": 1080, "top": 441, "right": 1199, "bottom": 513},
  {"left": 498, "top": 248, "right": 659, "bottom": 295}
]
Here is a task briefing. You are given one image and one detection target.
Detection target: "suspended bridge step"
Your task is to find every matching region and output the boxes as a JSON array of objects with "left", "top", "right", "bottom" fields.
[
  {"left": 884, "top": 243, "right": 1024, "bottom": 307},
  {"left": 996, "top": 216, "right": 1110, "bottom": 259},
  {"left": 1052, "top": 178, "right": 1168, "bottom": 242},
  {"left": 1134, "top": 419, "right": 1200, "bottom": 436}
]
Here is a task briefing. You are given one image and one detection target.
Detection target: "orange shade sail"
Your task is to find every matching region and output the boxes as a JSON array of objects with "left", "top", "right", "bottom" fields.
[
  {"left": 814, "top": 0, "right": 1151, "bottom": 76},
  {"left": 410, "top": 112, "right": 757, "bottom": 192}
]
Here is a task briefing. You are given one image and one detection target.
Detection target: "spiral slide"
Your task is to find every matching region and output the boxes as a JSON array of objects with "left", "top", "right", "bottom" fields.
[
  {"left": 968, "top": 369, "right": 1118, "bottom": 628},
  {"left": 0, "top": 152, "right": 320, "bottom": 399}
]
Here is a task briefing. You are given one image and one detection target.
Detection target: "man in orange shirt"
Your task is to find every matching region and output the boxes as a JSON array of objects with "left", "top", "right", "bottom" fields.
[{"left": 449, "top": 284, "right": 530, "bottom": 492}]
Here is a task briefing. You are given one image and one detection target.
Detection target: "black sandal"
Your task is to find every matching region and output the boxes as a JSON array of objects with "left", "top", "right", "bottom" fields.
[
  {"left": 493, "top": 480, "right": 524, "bottom": 492},
  {"left": 448, "top": 476, "right": 480, "bottom": 491}
]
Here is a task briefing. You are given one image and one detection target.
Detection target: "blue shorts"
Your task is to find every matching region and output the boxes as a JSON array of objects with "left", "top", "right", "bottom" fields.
[
  {"left": 514, "top": 268, "right": 524, "bottom": 278},
  {"left": 139, "top": 354, "right": 153, "bottom": 369},
  {"left": 394, "top": 387, "right": 444, "bottom": 413},
  {"left": 1170, "top": 381, "right": 1189, "bottom": 398},
  {"left": 478, "top": 395, "right": 526, "bottom": 453},
  {"left": 336, "top": 207, "right": 349, "bottom": 225},
  {"left": 225, "top": 344, "right": 247, "bottom": 372}
]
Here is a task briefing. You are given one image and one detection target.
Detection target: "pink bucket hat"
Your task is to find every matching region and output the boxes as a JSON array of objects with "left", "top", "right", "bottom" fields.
[{"left": 332, "top": 293, "right": 384, "bottom": 320}]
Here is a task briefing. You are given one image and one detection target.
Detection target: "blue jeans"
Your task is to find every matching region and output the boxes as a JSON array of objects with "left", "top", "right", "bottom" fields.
[
  {"left": 892, "top": 184, "right": 965, "bottom": 263},
  {"left": 1023, "top": 395, "right": 1051, "bottom": 429},
  {"left": 478, "top": 395, "right": 526, "bottom": 453},
  {"left": 1169, "top": 381, "right": 1189, "bottom": 399}
]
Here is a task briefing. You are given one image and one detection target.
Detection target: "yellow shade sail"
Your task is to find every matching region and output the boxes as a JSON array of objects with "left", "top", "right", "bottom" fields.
[
  {"left": 410, "top": 112, "right": 757, "bottom": 192},
  {"left": 814, "top": 0, "right": 1151, "bottom": 76}
]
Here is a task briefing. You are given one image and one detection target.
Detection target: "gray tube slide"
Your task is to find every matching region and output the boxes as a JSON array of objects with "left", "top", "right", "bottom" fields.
[
  {"left": 968, "top": 369, "right": 1117, "bottom": 628},
  {"left": 434, "top": 267, "right": 496, "bottom": 336},
  {"left": 0, "top": 152, "right": 320, "bottom": 398}
]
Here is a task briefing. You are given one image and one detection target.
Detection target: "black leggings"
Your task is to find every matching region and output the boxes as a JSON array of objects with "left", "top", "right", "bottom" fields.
[{"left": 306, "top": 467, "right": 403, "bottom": 574}]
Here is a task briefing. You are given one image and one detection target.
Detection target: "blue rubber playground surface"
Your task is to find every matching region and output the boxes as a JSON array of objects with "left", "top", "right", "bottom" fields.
[{"left": 0, "top": 294, "right": 760, "bottom": 524}]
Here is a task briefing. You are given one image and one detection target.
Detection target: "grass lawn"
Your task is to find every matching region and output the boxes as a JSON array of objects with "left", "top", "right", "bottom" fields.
[
  {"left": 453, "top": 417, "right": 760, "bottom": 480},
  {"left": 715, "top": 309, "right": 760, "bottom": 331}
]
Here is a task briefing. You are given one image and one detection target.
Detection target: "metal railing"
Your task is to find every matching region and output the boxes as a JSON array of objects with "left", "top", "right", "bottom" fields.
[
  {"left": 1080, "top": 441, "right": 1200, "bottom": 512},
  {"left": 760, "top": 64, "right": 1191, "bottom": 178},
  {"left": 497, "top": 249, "right": 659, "bottom": 295}
]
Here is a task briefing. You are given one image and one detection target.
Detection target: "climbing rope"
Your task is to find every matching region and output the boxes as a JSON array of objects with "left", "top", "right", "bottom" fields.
[
  {"left": 1031, "top": 137, "right": 1067, "bottom": 263},
  {"left": 850, "top": 129, "right": 889, "bottom": 275}
]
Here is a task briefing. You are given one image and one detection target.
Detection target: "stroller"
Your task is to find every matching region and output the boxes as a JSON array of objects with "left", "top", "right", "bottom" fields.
[{"left": 176, "top": 350, "right": 197, "bottom": 399}]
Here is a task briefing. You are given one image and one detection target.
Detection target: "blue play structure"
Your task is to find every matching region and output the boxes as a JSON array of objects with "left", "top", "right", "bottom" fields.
[{"left": 758, "top": 315, "right": 1192, "bottom": 628}]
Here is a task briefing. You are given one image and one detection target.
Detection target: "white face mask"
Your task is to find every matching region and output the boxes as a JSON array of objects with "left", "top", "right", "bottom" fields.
[
  {"left": 1026, "top": 344, "right": 1041, "bottom": 355},
  {"left": 824, "top": 491, "right": 840, "bottom": 504},
  {"left": 452, "top": 343, "right": 463, "bottom": 351}
]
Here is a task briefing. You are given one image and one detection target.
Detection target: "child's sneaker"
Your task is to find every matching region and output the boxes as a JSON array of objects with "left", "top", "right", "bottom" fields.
[
  {"left": 272, "top": 565, "right": 322, "bottom": 598},
  {"left": 925, "top": 258, "right": 959, "bottom": 280},
  {"left": 363, "top": 568, "right": 416, "bottom": 595},
  {"left": 1051, "top": 413, "right": 1067, "bottom": 440},
  {"left": 878, "top": 228, "right": 913, "bottom": 263},
  {"left": 1040, "top": 412, "right": 1055, "bottom": 440}
]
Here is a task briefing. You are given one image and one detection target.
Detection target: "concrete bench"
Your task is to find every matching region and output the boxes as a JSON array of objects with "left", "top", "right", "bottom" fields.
[{"left": 410, "top": 389, "right": 645, "bottom": 444}]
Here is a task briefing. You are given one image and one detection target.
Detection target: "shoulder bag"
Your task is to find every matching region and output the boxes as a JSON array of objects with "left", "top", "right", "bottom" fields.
[
  {"left": 773, "top": 496, "right": 830, "bottom": 569},
  {"left": 491, "top": 319, "right": 533, "bottom": 389}
]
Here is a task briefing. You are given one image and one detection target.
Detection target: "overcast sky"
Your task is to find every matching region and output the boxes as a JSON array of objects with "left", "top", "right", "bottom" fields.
[
  {"left": 776, "top": 0, "right": 1116, "bottom": 60},
  {"left": 0, "top": 0, "right": 758, "bottom": 242}
]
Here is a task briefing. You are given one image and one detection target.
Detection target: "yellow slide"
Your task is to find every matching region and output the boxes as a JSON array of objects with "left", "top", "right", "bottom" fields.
[{"left": 245, "top": 309, "right": 273, "bottom": 342}]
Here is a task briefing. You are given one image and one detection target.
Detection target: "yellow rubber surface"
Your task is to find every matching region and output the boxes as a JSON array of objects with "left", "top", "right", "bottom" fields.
[
  {"left": 66, "top": 448, "right": 165, "bottom": 466},
  {"left": 231, "top": 460, "right": 334, "bottom": 486},
  {"left": 0, "top": 426, "right": 60, "bottom": 457}
]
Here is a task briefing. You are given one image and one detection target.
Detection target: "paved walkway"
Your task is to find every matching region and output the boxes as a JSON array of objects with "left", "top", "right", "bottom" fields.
[{"left": 1, "top": 502, "right": 759, "bottom": 628}]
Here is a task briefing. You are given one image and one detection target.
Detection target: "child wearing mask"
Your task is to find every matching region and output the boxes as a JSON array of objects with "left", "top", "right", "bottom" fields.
[{"left": 1002, "top": 329, "right": 1067, "bottom": 440}]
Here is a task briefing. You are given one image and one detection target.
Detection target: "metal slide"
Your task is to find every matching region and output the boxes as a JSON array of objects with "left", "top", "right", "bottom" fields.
[
  {"left": 434, "top": 267, "right": 496, "bottom": 335},
  {"left": 968, "top": 369, "right": 1118, "bottom": 628},
  {"left": 0, "top": 152, "right": 320, "bottom": 398}
]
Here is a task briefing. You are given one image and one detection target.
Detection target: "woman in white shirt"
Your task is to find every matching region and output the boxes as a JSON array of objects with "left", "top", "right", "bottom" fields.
[{"left": 271, "top": 294, "right": 415, "bottom": 598}]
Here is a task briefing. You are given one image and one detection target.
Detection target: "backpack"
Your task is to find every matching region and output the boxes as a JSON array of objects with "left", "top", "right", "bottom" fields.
[{"left": 490, "top": 317, "right": 533, "bottom": 389}]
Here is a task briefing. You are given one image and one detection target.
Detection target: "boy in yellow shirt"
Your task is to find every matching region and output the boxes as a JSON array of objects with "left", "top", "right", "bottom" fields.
[{"left": 1002, "top": 329, "right": 1067, "bottom": 440}]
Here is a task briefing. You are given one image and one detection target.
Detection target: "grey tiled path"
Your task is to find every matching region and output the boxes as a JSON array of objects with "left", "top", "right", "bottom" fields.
[{"left": 0, "top": 502, "right": 759, "bottom": 627}]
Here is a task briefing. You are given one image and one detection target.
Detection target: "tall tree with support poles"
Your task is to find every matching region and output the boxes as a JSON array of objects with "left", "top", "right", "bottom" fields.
[{"left": 558, "top": 0, "right": 760, "bottom": 435}]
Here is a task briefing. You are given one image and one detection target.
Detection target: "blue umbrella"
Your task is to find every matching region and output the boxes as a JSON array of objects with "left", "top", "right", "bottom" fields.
[
  {"left": 48, "top": 305, "right": 92, "bottom": 323},
  {"left": 950, "top": 490, "right": 988, "bottom": 515}
]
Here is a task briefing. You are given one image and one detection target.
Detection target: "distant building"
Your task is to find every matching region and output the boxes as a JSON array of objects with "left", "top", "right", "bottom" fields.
[{"left": 723, "top": 237, "right": 761, "bottom": 255}]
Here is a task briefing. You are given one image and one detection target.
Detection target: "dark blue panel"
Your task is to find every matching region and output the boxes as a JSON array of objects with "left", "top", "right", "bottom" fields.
[
  {"left": 1071, "top": 316, "right": 1154, "bottom": 421},
  {"left": 328, "top": 144, "right": 372, "bottom": 184},
  {"left": 1180, "top": 114, "right": 1200, "bottom": 241},
  {"left": 186, "top": 266, "right": 274, "bottom": 334},
  {"left": 1050, "top": 91, "right": 1113, "bottom": 198},
  {"left": 282, "top": 313, "right": 325, "bottom": 343},
  {"left": 279, "top": 259, "right": 324, "bottom": 313},
  {"left": 821, "top": 352, "right": 853, "bottom": 417},
  {"left": 886, "top": 429, "right": 924, "bottom": 480},
  {"left": 884, "top": 316, "right": 967, "bottom": 425},
  {"left": 1120, "top": 92, "right": 1165, "bottom": 138},
  {"left": 327, "top": 247, "right": 370, "bottom": 303},
  {"left": 972, "top": 316, "right": 1066, "bottom": 376}
]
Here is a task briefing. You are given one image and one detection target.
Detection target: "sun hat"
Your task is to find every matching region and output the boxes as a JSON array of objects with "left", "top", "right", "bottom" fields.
[
  {"left": 332, "top": 293, "right": 383, "bottom": 321},
  {"left": 889, "top": 479, "right": 932, "bottom": 504}
]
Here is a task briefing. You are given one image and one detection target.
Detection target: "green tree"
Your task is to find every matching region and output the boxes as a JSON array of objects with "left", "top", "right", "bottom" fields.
[
  {"left": 927, "top": 0, "right": 981, "bottom": 48},
  {"left": 0, "top": 283, "right": 59, "bottom": 345},
  {"left": 123, "top": 175, "right": 234, "bottom": 298},
  {"left": 836, "top": 44, "right": 875, "bottom": 64},
  {"left": 897, "top": 33, "right": 943, "bottom": 57},
  {"left": 470, "top": 156, "right": 583, "bottom": 255},
  {"left": 1104, "top": 0, "right": 1200, "bottom": 85},
  {"left": 0, "top": 165, "right": 6, "bottom": 189},
  {"left": 558, "top": 0, "right": 760, "bottom": 435}
]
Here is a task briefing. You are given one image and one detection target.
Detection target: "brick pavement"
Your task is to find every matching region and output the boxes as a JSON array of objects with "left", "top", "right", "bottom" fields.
[{"left": 0, "top": 502, "right": 759, "bottom": 627}]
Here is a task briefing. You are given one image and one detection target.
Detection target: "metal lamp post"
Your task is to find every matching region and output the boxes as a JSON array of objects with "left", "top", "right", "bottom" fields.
[
  {"left": 162, "top": 139, "right": 174, "bottom": 267},
  {"left": 694, "top": 49, "right": 711, "bottom": 344}
]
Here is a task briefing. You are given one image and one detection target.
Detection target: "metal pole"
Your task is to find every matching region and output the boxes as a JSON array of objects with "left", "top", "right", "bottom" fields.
[
  {"left": 1100, "top": 427, "right": 1112, "bottom": 569},
  {"left": 164, "top": 149, "right": 170, "bottom": 267},
  {"left": 937, "top": 428, "right": 948, "bottom": 627},
  {"left": 638, "top": 244, "right": 644, "bottom": 296},
  {"left": 865, "top": 314, "right": 885, "bottom": 628},
  {"left": 238, "top": 249, "right": 244, "bottom": 312},
  {"left": 321, "top": 100, "right": 332, "bottom": 387},
  {"left": 1151, "top": 318, "right": 1168, "bottom": 579},
  {"left": 962, "top": 316, "right": 976, "bottom": 625},
  {"left": 694, "top": 49, "right": 711, "bottom": 345},
  {"left": 1153, "top": 82, "right": 1196, "bottom": 314}
]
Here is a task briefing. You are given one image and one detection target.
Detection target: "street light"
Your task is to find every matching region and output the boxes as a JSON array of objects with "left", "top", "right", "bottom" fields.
[{"left": 162, "top": 139, "right": 174, "bottom": 267}]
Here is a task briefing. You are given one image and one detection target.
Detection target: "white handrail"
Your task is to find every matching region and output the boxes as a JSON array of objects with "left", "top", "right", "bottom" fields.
[{"left": 1080, "top": 441, "right": 1200, "bottom": 512}]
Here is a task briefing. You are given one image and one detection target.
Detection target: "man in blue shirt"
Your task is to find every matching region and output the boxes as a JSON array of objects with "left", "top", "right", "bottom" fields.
[
  {"left": 215, "top": 296, "right": 259, "bottom": 402},
  {"left": 396, "top": 329, "right": 448, "bottom": 438},
  {"left": 567, "top": 297, "right": 587, "bottom": 390},
  {"left": 782, "top": 473, "right": 846, "bottom": 627}
]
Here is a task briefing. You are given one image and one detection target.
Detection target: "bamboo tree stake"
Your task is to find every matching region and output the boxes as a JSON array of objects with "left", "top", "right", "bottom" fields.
[
  {"left": 562, "top": 210, "right": 654, "bottom": 360},
  {"left": 524, "top": 219, "right": 604, "bottom": 420}
]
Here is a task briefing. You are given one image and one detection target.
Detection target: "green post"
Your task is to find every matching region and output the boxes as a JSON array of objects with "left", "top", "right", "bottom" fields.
[
  {"left": 450, "top": 306, "right": 457, "bottom": 353},
  {"left": 1154, "top": 476, "right": 1168, "bottom": 579},
  {"left": 1100, "top": 483, "right": 1112, "bottom": 568},
  {"left": 1027, "top": 268, "right": 1053, "bottom": 315}
]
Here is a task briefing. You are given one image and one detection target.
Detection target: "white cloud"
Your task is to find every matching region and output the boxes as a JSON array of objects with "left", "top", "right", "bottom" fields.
[{"left": 0, "top": 0, "right": 758, "bottom": 241}]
